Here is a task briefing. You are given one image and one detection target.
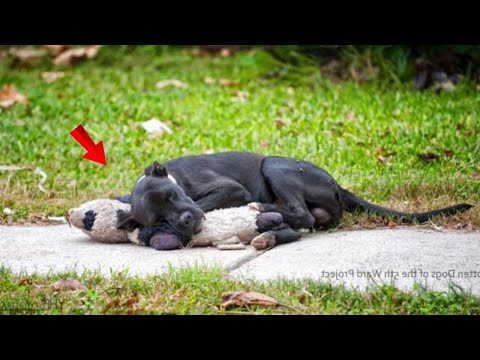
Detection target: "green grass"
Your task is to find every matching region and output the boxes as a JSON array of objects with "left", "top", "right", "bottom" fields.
[
  {"left": 1, "top": 46, "right": 479, "bottom": 315},
  {"left": 1, "top": 266, "right": 479, "bottom": 315},
  {"left": 0, "top": 46, "right": 478, "bottom": 227}
]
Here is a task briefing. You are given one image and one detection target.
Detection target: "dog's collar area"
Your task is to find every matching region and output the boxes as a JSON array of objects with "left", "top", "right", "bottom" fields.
[{"left": 136, "top": 174, "right": 178, "bottom": 185}]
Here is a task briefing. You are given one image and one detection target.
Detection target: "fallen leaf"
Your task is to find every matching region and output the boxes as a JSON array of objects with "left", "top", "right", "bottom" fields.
[
  {"left": 260, "top": 140, "right": 270, "bottom": 148},
  {"left": 219, "top": 78, "right": 239, "bottom": 87},
  {"left": 221, "top": 291, "right": 279, "bottom": 309},
  {"left": 141, "top": 118, "right": 173, "bottom": 137},
  {"left": 473, "top": 172, "right": 479, "bottom": 181},
  {"left": 9, "top": 47, "right": 48, "bottom": 61},
  {"left": 18, "top": 278, "right": 33, "bottom": 286},
  {"left": 53, "top": 279, "right": 87, "bottom": 292},
  {"left": 387, "top": 220, "right": 398, "bottom": 228},
  {"left": 274, "top": 117, "right": 287, "bottom": 129},
  {"left": 295, "top": 289, "right": 312, "bottom": 303},
  {"left": 377, "top": 156, "right": 388, "bottom": 164},
  {"left": 41, "top": 71, "right": 65, "bottom": 83},
  {"left": 0, "top": 85, "right": 28, "bottom": 108},
  {"left": 45, "top": 45, "right": 67, "bottom": 54},
  {"left": 376, "top": 147, "right": 385, "bottom": 157},
  {"left": 155, "top": 79, "right": 188, "bottom": 90},
  {"left": 418, "top": 152, "right": 440, "bottom": 162},
  {"left": 53, "top": 45, "right": 101, "bottom": 66},
  {"left": 443, "top": 149, "right": 454, "bottom": 158},
  {"left": 121, "top": 296, "right": 138, "bottom": 307}
]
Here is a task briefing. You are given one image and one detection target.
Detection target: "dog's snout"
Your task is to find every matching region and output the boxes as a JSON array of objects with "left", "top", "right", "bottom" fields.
[{"left": 179, "top": 211, "right": 193, "bottom": 227}]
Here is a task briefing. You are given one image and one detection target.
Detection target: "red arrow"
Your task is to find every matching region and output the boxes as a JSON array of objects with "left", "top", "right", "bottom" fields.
[{"left": 70, "top": 124, "right": 107, "bottom": 166}]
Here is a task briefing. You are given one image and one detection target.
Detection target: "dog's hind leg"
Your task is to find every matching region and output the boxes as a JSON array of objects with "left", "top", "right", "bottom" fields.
[{"left": 251, "top": 223, "right": 302, "bottom": 250}]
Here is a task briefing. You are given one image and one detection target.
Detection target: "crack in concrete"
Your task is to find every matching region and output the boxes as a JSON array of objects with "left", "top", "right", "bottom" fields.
[{"left": 224, "top": 248, "right": 267, "bottom": 274}]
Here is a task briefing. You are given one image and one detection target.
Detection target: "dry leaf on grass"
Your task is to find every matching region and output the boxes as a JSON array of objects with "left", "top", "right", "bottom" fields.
[
  {"left": 443, "top": 149, "right": 454, "bottom": 158},
  {"left": 221, "top": 291, "right": 280, "bottom": 309},
  {"left": 53, "top": 45, "right": 101, "bottom": 66},
  {"left": 260, "top": 140, "right": 271, "bottom": 148},
  {"left": 0, "top": 85, "right": 28, "bottom": 108},
  {"left": 274, "top": 117, "right": 287, "bottom": 129},
  {"left": 418, "top": 152, "right": 440, "bottom": 162},
  {"left": 9, "top": 47, "right": 48, "bottom": 61},
  {"left": 53, "top": 279, "right": 87, "bottom": 292},
  {"left": 155, "top": 79, "right": 188, "bottom": 90},
  {"left": 219, "top": 78, "right": 240, "bottom": 87},
  {"left": 41, "top": 72, "right": 65, "bottom": 83},
  {"left": 45, "top": 45, "right": 67, "bottom": 54},
  {"left": 141, "top": 118, "right": 173, "bottom": 137}
]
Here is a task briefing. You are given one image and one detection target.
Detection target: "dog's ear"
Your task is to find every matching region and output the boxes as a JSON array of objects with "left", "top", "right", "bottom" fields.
[
  {"left": 149, "top": 161, "right": 168, "bottom": 178},
  {"left": 116, "top": 210, "right": 139, "bottom": 231}
]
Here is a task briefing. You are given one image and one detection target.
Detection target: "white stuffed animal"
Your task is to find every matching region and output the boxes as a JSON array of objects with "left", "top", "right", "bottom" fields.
[{"left": 68, "top": 199, "right": 291, "bottom": 250}]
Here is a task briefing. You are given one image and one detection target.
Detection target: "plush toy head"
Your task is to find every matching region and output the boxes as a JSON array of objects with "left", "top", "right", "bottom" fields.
[
  {"left": 68, "top": 198, "right": 184, "bottom": 249},
  {"left": 68, "top": 199, "right": 131, "bottom": 243}
]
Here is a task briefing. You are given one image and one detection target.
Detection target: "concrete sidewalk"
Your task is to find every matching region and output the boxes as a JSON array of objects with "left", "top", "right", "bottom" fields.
[
  {"left": 0, "top": 225, "right": 257, "bottom": 276},
  {"left": 1, "top": 224, "right": 480, "bottom": 294}
]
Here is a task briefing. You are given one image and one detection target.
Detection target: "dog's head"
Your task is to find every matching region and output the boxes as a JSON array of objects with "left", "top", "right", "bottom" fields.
[{"left": 119, "top": 161, "right": 204, "bottom": 239}]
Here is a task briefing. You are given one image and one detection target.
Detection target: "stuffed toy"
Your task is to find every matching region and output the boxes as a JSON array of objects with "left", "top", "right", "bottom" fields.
[{"left": 67, "top": 199, "right": 287, "bottom": 251}]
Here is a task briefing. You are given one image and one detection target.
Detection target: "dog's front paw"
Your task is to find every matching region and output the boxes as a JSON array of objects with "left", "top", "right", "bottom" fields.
[
  {"left": 247, "top": 202, "right": 266, "bottom": 212},
  {"left": 251, "top": 232, "right": 276, "bottom": 251}
]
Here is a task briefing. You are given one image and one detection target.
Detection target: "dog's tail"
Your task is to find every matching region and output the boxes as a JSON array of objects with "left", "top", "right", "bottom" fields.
[{"left": 340, "top": 188, "right": 473, "bottom": 223}]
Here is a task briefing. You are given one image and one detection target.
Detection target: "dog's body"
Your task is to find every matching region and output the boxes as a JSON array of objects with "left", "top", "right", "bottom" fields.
[{"left": 120, "top": 151, "right": 472, "bottom": 247}]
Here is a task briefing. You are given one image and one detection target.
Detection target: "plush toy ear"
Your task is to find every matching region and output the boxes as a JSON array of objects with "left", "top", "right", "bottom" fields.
[
  {"left": 117, "top": 210, "right": 139, "bottom": 231},
  {"left": 149, "top": 161, "right": 168, "bottom": 178}
]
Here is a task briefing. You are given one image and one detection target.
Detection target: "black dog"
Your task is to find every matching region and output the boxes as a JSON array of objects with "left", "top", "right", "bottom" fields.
[{"left": 118, "top": 152, "right": 472, "bottom": 247}]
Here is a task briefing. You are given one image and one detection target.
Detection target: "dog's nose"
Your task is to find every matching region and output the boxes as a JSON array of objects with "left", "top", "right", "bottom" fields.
[{"left": 179, "top": 211, "right": 193, "bottom": 227}]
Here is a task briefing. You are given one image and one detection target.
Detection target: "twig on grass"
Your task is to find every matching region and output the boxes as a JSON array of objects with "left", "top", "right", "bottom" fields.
[{"left": 0, "top": 165, "right": 49, "bottom": 195}]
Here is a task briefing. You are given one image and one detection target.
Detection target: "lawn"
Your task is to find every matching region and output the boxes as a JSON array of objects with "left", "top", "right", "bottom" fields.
[
  {"left": 0, "top": 46, "right": 478, "bottom": 227},
  {"left": 1, "top": 46, "right": 479, "bottom": 315},
  {"left": 1, "top": 266, "right": 479, "bottom": 315}
]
